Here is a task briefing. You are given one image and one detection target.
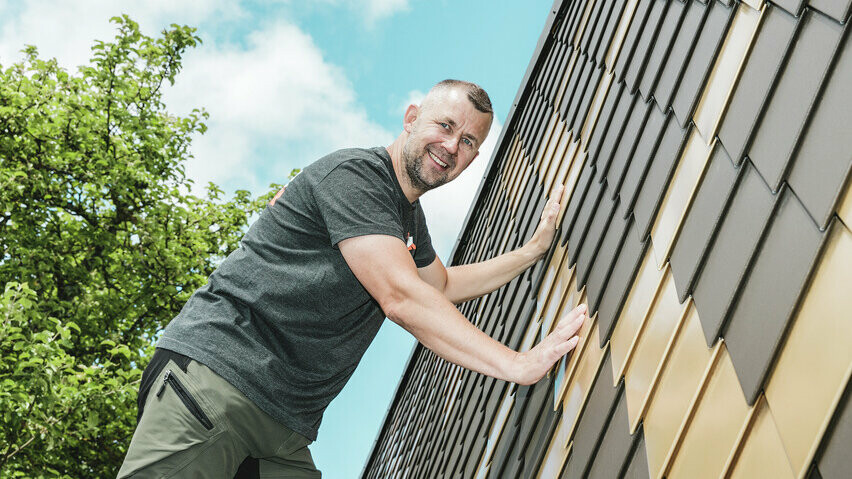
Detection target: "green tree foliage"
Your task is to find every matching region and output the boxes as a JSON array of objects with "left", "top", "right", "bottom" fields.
[{"left": 0, "top": 16, "right": 286, "bottom": 476}]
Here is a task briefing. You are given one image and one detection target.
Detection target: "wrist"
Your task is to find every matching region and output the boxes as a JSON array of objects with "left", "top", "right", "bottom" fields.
[
  {"left": 523, "top": 236, "right": 549, "bottom": 261},
  {"left": 503, "top": 350, "right": 534, "bottom": 385}
]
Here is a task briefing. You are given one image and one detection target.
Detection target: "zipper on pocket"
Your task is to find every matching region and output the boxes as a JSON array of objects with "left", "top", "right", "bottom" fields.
[{"left": 156, "top": 369, "right": 214, "bottom": 430}]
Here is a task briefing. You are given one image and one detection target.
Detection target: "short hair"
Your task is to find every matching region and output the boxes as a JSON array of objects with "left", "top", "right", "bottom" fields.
[{"left": 432, "top": 79, "right": 493, "bottom": 115}]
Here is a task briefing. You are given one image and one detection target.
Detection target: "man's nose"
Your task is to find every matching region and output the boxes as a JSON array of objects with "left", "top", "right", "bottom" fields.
[{"left": 442, "top": 137, "right": 459, "bottom": 155}]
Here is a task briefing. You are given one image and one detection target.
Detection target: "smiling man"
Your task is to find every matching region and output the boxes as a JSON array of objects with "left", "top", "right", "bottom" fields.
[{"left": 118, "top": 80, "right": 586, "bottom": 478}]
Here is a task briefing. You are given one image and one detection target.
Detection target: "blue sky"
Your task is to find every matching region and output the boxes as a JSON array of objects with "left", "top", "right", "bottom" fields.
[{"left": 0, "top": 0, "right": 550, "bottom": 475}]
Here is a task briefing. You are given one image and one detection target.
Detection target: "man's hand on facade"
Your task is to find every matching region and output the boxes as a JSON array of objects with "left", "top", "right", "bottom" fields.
[
  {"left": 527, "top": 184, "right": 565, "bottom": 258},
  {"left": 510, "top": 303, "right": 586, "bottom": 385}
]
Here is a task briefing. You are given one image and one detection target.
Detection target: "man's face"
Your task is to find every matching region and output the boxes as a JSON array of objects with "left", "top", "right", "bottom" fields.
[{"left": 401, "top": 87, "right": 492, "bottom": 193}]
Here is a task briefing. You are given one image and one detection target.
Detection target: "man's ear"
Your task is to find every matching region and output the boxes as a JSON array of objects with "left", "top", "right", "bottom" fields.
[{"left": 403, "top": 104, "right": 419, "bottom": 133}]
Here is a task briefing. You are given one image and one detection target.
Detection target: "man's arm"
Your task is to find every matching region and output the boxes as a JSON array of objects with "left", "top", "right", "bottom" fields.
[
  {"left": 338, "top": 231, "right": 585, "bottom": 385},
  {"left": 418, "top": 185, "right": 564, "bottom": 304}
]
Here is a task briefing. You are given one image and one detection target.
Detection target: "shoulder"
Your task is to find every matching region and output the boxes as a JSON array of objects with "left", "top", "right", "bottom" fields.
[{"left": 306, "top": 147, "right": 391, "bottom": 182}]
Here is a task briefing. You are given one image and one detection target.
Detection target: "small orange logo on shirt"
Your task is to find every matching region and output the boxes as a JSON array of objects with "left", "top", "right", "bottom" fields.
[
  {"left": 269, "top": 185, "right": 288, "bottom": 206},
  {"left": 406, "top": 233, "right": 416, "bottom": 251}
]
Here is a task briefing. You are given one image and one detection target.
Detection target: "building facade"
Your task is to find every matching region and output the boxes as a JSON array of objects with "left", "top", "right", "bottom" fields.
[{"left": 364, "top": 0, "right": 852, "bottom": 476}]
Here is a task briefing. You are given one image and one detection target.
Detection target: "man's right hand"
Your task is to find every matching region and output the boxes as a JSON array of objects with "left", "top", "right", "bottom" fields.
[{"left": 510, "top": 304, "right": 587, "bottom": 385}]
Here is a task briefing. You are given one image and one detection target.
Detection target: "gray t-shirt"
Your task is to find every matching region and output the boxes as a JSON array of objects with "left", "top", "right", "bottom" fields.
[{"left": 158, "top": 147, "right": 436, "bottom": 440}]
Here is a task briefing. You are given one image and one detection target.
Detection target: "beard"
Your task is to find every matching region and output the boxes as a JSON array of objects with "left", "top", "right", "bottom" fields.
[{"left": 402, "top": 142, "right": 451, "bottom": 193}]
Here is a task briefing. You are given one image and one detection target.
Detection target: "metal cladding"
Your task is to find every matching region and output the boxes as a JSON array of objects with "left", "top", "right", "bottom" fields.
[{"left": 363, "top": 0, "right": 852, "bottom": 477}]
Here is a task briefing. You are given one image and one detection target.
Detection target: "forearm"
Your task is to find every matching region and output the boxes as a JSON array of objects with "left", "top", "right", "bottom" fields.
[
  {"left": 441, "top": 185, "right": 564, "bottom": 304},
  {"left": 443, "top": 242, "right": 543, "bottom": 304},
  {"left": 386, "top": 282, "right": 586, "bottom": 386},
  {"left": 387, "top": 284, "right": 519, "bottom": 382}
]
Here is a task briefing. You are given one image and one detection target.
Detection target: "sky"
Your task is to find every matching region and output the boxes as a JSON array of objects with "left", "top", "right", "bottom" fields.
[{"left": 0, "top": 0, "right": 551, "bottom": 475}]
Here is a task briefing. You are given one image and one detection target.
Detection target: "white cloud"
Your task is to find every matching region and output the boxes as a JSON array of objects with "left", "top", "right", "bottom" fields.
[
  {"left": 395, "top": 89, "right": 426, "bottom": 116},
  {"left": 364, "top": 0, "right": 410, "bottom": 24},
  {"left": 420, "top": 117, "right": 503, "bottom": 260},
  {"left": 0, "top": 1, "right": 393, "bottom": 194},
  {"left": 164, "top": 21, "right": 393, "bottom": 192},
  {"left": 0, "top": 1, "right": 239, "bottom": 71}
]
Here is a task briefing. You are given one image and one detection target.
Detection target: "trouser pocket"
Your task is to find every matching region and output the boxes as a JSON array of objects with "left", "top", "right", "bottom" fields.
[
  {"left": 157, "top": 369, "right": 214, "bottom": 430},
  {"left": 117, "top": 360, "right": 225, "bottom": 478}
]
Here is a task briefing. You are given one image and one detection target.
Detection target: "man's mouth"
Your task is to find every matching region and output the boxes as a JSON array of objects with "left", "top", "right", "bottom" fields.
[{"left": 428, "top": 150, "right": 449, "bottom": 169}]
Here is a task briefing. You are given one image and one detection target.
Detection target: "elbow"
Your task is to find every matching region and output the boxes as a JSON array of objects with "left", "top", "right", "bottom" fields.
[{"left": 379, "top": 290, "right": 412, "bottom": 329}]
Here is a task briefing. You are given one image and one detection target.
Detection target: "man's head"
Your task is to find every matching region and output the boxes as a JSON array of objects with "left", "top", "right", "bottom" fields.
[{"left": 400, "top": 80, "right": 493, "bottom": 194}]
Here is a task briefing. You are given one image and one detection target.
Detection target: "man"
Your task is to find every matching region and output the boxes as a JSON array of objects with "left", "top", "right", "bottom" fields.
[{"left": 118, "top": 80, "right": 586, "bottom": 478}]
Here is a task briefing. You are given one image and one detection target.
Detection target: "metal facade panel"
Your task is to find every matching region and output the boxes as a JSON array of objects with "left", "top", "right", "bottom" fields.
[
  {"left": 521, "top": 381, "right": 560, "bottom": 478},
  {"left": 586, "top": 389, "right": 636, "bottom": 479},
  {"left": 616, "top": 99, "right": 659, "bottom": 213},
  {"left": 747, "top": 9, "right": 845, "bottom": 192},
  {"left": 609, "top": 243, "right": 666, "bottom": 378},
  {"left": 607, "top": 97, "right": 654, "bottom": 200},
  {"left": 576, "top": 190, "right": 618, "bottom": 286},
  {"left": 581, "top": 0, "right": 608, "bottom": 53},
  {"left": 517, "top": 378, "right": 556, "bottom": 456},
  {"left": 614, "top": 0, "right": 654, "bottom": 81},
  {"left": 596, "top": 220, "right": 648, "bottom": 346},
  {"left": 691, "top": 162, "right": 776, "bottom": 346},
  {"left": 724, "top": 188, "right": 826, "bottom": 405},
  {"left": 728, "top": 399, "right": 795, "bottom": 479},
  {"left": 666, "top": 344, "right": 750, "bottom": 478},
  {"left": 560, "top": 351, "right": 620, "bottom": 478},
  {"left": 624, "top": 0, "right": 669, "bottom": 92},
  {"left": 648, "top": 128, "right": 711, "bottom": 269},
  {"left": 565, "top": 55, "right": 596, "bottom": 127},
  {"left": 808, "top": 0, "right": 852, "bottom": 22},
  {"left": 596, "top": 85, "right": 636, "bottom": 176},
  {"left": 773, "top": 0, "right": 806, "bottom": 15},
  {"left": 632, "top": 113, "right": 689, "bottom": 241},
  {"left": 560, "top": 161, "right": 596, "bottom": 247},
  {"left": 692, "top": 2, "right": 762, "bottom": 141},
  {"left": 567, "top": 176, "right": 607, "bottom": 263},
  {"left": 588, "top": 78, "right": 624, "bottom": 163},
  {"left": 717, "top": 4, "right": 797, "bottom": 165},
  {"left": 581, "top": 71, "right": 615, "bottom": 145},
  {"left": 764, "top": 223, "right": 852, "bottom": 476},
  {"left": 622, "top": 434, "right": 651, "bottom": 479},
  {"left": 560, "top": 52, "right": 591, "bottom": 120},
  {"left": 671, "top": 0, "right": 734, "bottom": 126},
  {"left": 639, "top": 0, "right": 687, "bottom": 100},
  {"left": 585, "top": 199, "right": 630, "bottom": 313},
  {"left": 786, "top": 29, "right": 852, "bottom": 230},
  {"left": 573, "top": 64, "right": 605, "bottom": 133},
  {"left": 642, "top": 303, "right": 714, "bottom": 478},
  {"left": 623, "top": 269, "right": 686, "bottom": 434},
  {"left": 606, "top": 0, "right": 642, "bottom": 69},
  {"left": 559, "top": 325, "right": 606, "bottom": 440},
  {"left": 557, "top": 146, "right": 586, "bottom": 230},
  {"left": 653, "top": 0, "right": 709, "bottom": 111},
  {"left": 818, "top": 386, "right": 852, "bottom": 479},
  {"left": 598, "top": 0, "right": 628, "bottom": 66},
  {"left": 538, "top": 410, "right": 573, "bottom": 477},
  {"left": 589, "top": 0, "right": 619, "bottom": 63}
]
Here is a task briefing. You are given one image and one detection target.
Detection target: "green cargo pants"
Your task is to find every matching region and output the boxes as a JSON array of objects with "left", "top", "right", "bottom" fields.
[{"left": 118, "top": 357, "right": 321, "bottom": 478}]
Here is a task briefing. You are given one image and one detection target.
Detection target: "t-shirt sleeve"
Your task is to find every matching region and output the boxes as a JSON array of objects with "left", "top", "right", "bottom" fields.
[
  {"left": 412, "top": 203, "right": 437, "bottom": 268},
  {"left": 313, "top": 159, "right": 406, "bottom": 247}
]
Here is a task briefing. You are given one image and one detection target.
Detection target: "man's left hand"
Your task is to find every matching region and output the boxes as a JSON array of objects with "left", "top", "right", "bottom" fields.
[{"left": 527, "top": 184, "right": 564, "bottom": 258}]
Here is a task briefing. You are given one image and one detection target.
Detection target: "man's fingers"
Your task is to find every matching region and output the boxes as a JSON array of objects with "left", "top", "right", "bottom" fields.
[
  {"left": 550, "top": 335, "right": 580, "bottom": 363},
  {"left": 557, "top": 303, "right": 586, "bottom": 334},
  {"left": 542, "top": 184, "right": 564, "bottom": 220},
  {"left": 550, "top": 184, "right": 564, "bottom": 205}
]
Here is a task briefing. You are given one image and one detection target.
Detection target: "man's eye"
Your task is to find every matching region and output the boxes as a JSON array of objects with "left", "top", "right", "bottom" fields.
[
  {"left": 462, "top": 138, "right": 472, "bottom": 146},
  {"left": 440, "top": 122, "right": 449, "bottom": 129}
]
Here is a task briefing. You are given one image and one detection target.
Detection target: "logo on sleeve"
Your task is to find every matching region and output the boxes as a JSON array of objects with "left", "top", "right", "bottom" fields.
[
  {"left": 269, "top": 185, "right": 288, "bottom": 206},
  {"left": 406, "top": 233, "right": 416, "bottom": 251}
]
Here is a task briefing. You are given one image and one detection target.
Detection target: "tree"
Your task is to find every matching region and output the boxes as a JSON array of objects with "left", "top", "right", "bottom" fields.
[{"left": 0, "top": 16, "right": 285, "bottom": 476}]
